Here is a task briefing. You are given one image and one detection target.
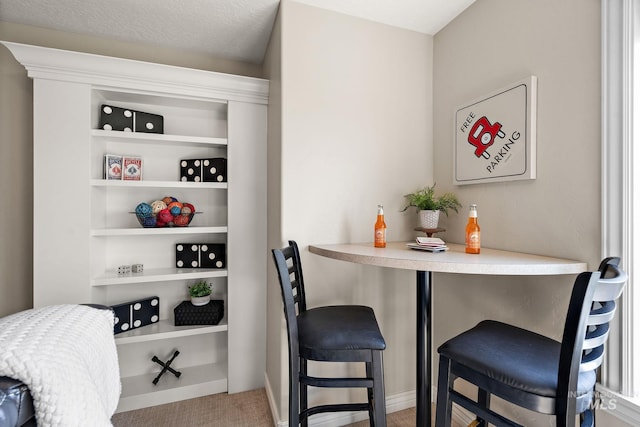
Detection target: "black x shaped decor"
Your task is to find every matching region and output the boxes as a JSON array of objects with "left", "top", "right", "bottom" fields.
[{"left": 151, "top": 350, "right": 182, "bottom": 385}]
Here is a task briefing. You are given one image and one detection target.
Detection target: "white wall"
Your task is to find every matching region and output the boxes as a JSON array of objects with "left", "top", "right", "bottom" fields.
[
  {"left": 263, "top": 5, "right": 286, "bottom": 421},
  {"left": 433, "top": 0, "right": 631, "bottom": 425},
  {"left": 265, "top": 0, "right": 434, "bottom": 423}
]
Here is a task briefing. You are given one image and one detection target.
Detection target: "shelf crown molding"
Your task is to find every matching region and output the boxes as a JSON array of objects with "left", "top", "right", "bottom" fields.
[{"left": 1, "top": 41, "right": 269, "bottom": 104}]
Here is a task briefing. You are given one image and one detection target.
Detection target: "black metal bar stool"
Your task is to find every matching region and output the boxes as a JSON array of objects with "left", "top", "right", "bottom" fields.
[
  {"left": 435, "top": 257, "right": 627, "bottom": 427},
  {"left": 272, "top": 240, "right": 387, "bottom": 426}
]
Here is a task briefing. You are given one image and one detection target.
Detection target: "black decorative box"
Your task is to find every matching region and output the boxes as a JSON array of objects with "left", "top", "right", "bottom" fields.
[
  {"left": 180, "top": 158, "right": 227, "bottom": 183},
  {"left": 176, "top": 243, "right": 225, "bottom": 269},
  {"left": 174, "top": 300, "right": 224, "bottom": 326},
  {"left": 99, "top": 104, "right": 164, "bottom": 134},
  {"left": 111, "top": 296, "right": 160, "bottom": 334}
]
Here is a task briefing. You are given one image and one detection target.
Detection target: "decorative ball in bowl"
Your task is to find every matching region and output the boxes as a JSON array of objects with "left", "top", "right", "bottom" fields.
[{"left": 134, "top": 197, "right": 198, "bottom": 228}]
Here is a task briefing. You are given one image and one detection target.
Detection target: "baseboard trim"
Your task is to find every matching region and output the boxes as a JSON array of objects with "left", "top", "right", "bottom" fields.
[
  {"left": 452, "top": 403, "right": 476, "bottom": 426},
  {"left": 265, "top": 375, "right": 415, "bottom": 426},
  {"left": 432, "top": 385, "right": 476, "bottom": 426},
  {"left": 264, "top": 378, "right": 475, "bottom": 426},
  {"left": 264, "top": 373, "right": 287, "bottom": 427},
  {"left": 596, "top": 384, "right": 640, "bottom": 426}
]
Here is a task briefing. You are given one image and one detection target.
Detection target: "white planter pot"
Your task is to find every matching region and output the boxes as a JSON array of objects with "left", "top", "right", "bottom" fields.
[
  {"left": 419, "top": 210, "right": 440, "bottom": 229},
  {"left": 191, "top": 295, "right": 210, "bottom": 306}
]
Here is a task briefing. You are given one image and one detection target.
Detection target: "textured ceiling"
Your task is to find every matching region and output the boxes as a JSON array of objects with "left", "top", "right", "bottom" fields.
[{"left": 0, "top": 0, "right": 474, "bottom": 64}]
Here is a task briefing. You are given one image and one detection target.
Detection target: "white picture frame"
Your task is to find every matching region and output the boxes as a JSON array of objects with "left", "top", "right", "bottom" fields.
[{"left": 454, "top": 76, "right": 537, "bottom": 185}]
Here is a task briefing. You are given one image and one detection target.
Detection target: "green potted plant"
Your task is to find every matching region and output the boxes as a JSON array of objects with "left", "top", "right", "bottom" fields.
[
  {"left": 401, "top": 183, "right": 461, "bottom": 229},
  {"left": 188, "top": 280, "right": 212, "bottom": 306}
]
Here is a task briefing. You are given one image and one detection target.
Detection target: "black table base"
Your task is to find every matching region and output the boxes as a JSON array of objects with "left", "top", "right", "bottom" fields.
[{"left": 417, "top": 270, "right": 431, "bottom": 426}]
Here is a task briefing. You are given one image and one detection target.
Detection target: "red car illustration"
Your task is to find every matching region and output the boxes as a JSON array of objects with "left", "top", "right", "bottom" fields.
[{"left": 468, "top": 116, "right": 505, "bottom": 158}]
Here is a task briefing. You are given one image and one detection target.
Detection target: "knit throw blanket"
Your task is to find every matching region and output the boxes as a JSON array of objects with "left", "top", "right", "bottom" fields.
[{"left": 0, "top": 305, "right": 121, "bottom": 426}]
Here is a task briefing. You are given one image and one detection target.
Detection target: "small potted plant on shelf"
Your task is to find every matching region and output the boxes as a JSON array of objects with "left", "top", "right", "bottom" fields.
[
  {"left": 188, "top": 280, "right": 212, "bottom": 306},
  {"left": 401, "top": 183, "right": 461, "bottom": 229}
]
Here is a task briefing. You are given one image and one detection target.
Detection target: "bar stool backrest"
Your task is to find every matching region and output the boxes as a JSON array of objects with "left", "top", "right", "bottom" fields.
[
  {"left": 557, "top": 257, "right": 627, "bottom": 419},
  {"left": 272, "top": 241, "right": 307, "bottom": 382}
]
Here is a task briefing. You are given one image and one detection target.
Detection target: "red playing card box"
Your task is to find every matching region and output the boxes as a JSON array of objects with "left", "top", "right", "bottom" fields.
[{"left": 122, "top": 156, "right": 143, "bottom": 180}]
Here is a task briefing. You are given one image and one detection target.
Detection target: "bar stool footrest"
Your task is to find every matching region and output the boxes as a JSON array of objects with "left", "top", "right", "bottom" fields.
[
  {"left": 301, "top": 403, "right": 371, "bottom": 420},
  {"left": 451, "top": 390, "right": 523, "bottom": 427},
  {"left": 301, "top": 374, "right": 373, "bottom": 388}
]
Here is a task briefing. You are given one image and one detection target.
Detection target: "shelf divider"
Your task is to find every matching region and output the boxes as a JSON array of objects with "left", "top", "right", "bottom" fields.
[
  {"left": 90, "top": 226, "right": 228, "bottom": 236},
  {"left": 90, "top": 179, "right": 228, "bottom": 189},
  {"left": 116, "top": 361, "right": 228, "bottom": 413},
  {"left": 91, "top": 268, "right": 228, "bottom": 286},
  {"left": 91, "top": 129, "right": 228, "bottom": 147},
  {"left": 115, "top": 318, "right": 228, "bottom": 345}
]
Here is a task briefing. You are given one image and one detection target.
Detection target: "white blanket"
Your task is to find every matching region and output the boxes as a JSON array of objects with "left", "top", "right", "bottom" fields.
[{"left": 0, "top": 304, "right": 121, "bottom": 426}]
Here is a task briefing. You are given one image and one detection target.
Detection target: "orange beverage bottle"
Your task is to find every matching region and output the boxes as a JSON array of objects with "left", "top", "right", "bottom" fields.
[
  {"left": 465, "top": 204, "right": 481, "bottom": 254},
  {"left": 374, "top": 204, "right": 387, "bottom": 248}
]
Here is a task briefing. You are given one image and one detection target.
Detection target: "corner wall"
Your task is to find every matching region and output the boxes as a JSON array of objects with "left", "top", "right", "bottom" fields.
[
  {"left": 265, "top": 0, "right": 434, "bottom": 423},
  {"left": 263, "top": 4, "right": 286, "bottom": 422},
  {"left": 0, "top": 34, "right": 32, "bottom": 317},
  {"left": 432, "top": 0, "right": 625, "bottom": 425}
]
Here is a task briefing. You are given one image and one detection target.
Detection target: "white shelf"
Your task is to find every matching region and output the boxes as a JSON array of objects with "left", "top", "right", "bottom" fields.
[
  {"left": 92, "top": 129, "right": 227, "bottom": 147},
  {"left": 90, "top": 179, "right": 228, "bottom": 189},
  {"left": 116, "top": 361, "right": 228, "bottom": 413},
  {"left": 91, "top": 268, "right": 227, "bottom": 286},
  {"left": 90, "top": 226, "right": 228, "bottom": 236},
  {"left": 115, "top": 318, "right": 228, "bottom": 345}
]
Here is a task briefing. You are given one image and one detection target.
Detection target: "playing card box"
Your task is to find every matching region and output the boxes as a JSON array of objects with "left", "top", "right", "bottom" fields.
[
  {"left": 122, "top": 156, "right": 143, "bottom": 180},
  {"left": 111, "top": 296, "right": 160, "bottom": 334},
  {"left": 104, "top": 154, "right": 122, "bottom": 180},
  {"left": 175, "top": 243, "right": 226, "bottom": 269}
]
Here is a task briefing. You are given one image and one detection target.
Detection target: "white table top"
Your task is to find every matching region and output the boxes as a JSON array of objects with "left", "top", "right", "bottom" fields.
[{"left": 309, "top": 241, "right": 588, "bottom": 276}]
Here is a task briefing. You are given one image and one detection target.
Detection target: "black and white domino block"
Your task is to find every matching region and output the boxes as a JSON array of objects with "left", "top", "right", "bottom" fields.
[
  {"left": 180, "top": 159, "right": 203, "bottom": 182},
  {"left": 111, "top": 296, "right": 159, "bottom": 334},
  {"left": 200, "top": 243, "right": 225, "bottom": 268},
  {"left": 99, "top": 104, "right": 164, "bottom": 134},
  {"left": 176, "top": 243, "right": 200, "bottom": 268},
  {"left": 175, "top": 243, "right": 225, "bottom": 269},
  {"left": 180, "top": 158, "right": 227, "bottom": 182},
  {"left": 202, "top": 158, "right": 227, "bottom": 183},
  {"left": 134, "top": 111, "right": 163, "bottom": 133},
  {"left": 100, "top": 105, "right": 133, "bottom": 132}
]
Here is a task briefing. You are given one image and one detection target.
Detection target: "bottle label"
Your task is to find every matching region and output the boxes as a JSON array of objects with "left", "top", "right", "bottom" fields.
[
  {"left": 467, "top": 231, "right": 480, "bottom": 249},
  {"left": 375, "top": 228, "right": 386, "bottom": 246}
]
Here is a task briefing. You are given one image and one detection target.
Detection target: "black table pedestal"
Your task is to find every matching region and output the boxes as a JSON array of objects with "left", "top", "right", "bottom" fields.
[{"left": 417, "top": 270, "right": 431, "bottom": 426}]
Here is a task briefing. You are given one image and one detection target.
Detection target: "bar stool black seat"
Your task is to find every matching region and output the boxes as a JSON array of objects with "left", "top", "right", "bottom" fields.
[
  {"left": 272, "top": 240, "right": 387, "bottom": 426},
  {"left": 435, "top": 257, "right": 627, "bottom": 427}
]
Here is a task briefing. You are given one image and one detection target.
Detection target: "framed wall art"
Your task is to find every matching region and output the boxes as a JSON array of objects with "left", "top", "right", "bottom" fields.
[{"left": 454, "top": 76, "right": 537, "bottom": 185}]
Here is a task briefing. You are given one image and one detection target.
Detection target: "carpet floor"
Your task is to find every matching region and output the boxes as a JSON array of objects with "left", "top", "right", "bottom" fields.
[{"left": 111, "top": 389, "right": 463, "bottom": 426}]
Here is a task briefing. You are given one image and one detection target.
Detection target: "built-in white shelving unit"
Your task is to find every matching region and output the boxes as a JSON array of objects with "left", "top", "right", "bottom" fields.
[{"left": 2, "top": 41, "right": 268, "bottom": 413}]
